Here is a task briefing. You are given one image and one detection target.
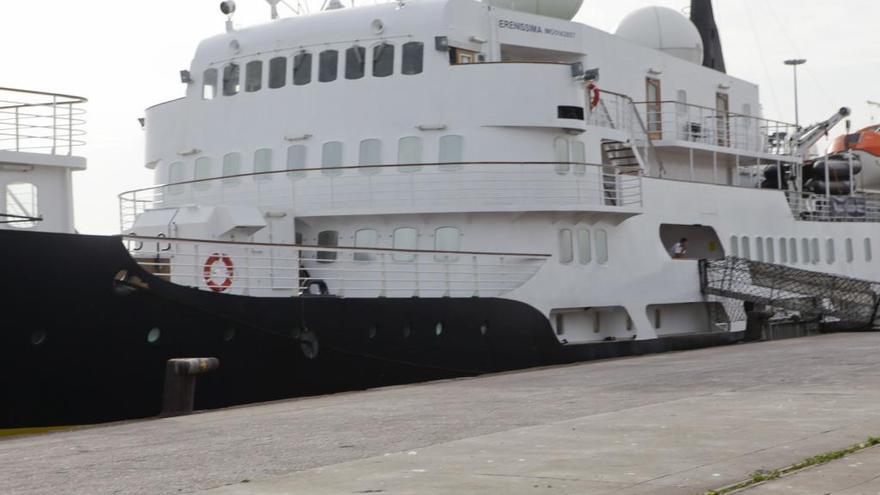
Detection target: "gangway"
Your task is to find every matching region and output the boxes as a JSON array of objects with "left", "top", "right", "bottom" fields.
[{"left": 700, "top": 257, "right": 880, "bottom": 329}]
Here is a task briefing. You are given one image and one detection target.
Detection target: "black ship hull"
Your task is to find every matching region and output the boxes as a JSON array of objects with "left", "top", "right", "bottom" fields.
[{"left": 0, "top": 230, "right": 744, "bottom": 428}]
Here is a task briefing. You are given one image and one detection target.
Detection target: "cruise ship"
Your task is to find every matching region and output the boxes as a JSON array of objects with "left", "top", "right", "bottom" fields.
[{"left": 2, "top": 0, "right": 879, "bottom": 428}]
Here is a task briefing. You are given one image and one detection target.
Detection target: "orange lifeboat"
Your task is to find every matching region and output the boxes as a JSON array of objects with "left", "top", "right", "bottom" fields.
[{"left": 829, "top": 125, "right": 880, "bottom": 157}]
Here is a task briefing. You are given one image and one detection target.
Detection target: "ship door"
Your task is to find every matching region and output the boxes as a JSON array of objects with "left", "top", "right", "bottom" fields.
[
  {"left": 646, "top": 78, "right": 662, "bottom": 140},
  {"left": 450, "top": 48, "right": 478, "bottom": 65},
  {"left": 716, "top": 93, "right": 731, "bottom": 147}
]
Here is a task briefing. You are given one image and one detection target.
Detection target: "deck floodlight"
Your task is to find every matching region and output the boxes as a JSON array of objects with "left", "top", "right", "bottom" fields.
[
  {"left": 220, "top": 1, "right": 237, "bottom": 15},
  {"left": 434, "top": 36, "right": 449, "bottom": 52},
  {"left": 570, "top": 62, "right": 584, "bottom": 78},
  {"left": 179, "top": 70, "right": 193, "bottom": 84}
]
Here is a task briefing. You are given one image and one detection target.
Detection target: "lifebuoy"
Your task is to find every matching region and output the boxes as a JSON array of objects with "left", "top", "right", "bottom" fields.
[
  {"left": 203, "top": 253, "right": 234, "bottom": 293},
  {"left": 587, "top": 83, "right": 601, "bottom": 110}
]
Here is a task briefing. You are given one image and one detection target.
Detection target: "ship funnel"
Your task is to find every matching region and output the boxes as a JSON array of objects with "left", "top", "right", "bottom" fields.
[
  {"left": 690, "top": 0, "right": 726, "bottom": 73},
  {"left": 481, "top": 0, "right": 584, "bottom": 21}
]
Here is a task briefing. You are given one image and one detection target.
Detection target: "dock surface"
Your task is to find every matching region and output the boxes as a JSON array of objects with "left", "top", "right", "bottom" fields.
[{"left": 3, "top": 333, "right": 880, "bottom": 495}]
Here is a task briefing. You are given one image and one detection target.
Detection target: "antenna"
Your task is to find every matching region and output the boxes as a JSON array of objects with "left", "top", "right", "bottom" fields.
[{"left": 266, "top": 0, "right": 281, "bottom": 19}]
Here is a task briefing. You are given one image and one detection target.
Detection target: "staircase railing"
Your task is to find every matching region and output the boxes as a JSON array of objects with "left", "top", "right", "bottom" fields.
[{"left": 588, "top": 89, "right": 665, "bottom": 176}]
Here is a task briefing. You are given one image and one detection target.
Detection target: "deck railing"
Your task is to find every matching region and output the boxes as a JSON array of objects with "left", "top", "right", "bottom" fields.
[
  {"left": 119, "top": 161, "right": 644, "bottom": 231},
  {"left": 786, "top": 191, "right": 880, "bottom": 223},
  {"left": 124, "top": 235, "right": 549, "bottom": 298},
  {"left": 0, "top": 87, "right": 87, "bottom": 155}
]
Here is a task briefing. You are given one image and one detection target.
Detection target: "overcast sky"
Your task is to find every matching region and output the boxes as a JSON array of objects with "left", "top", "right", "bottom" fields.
[{"left": 2, "top": 0, "right": 878, "bottom": 234}]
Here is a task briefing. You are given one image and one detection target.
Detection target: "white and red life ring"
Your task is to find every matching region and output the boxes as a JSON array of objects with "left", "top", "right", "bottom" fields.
[
  {"left": 203, "top": 253, "right": 235, "bottom": 293},
  {"left": 587, "top": 83, "right": 601, "bottom": 110}
]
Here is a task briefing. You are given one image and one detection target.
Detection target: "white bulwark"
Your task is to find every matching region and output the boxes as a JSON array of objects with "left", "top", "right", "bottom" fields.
[{"left": 119, "top": 0, "right": 880, "bottom": 344}]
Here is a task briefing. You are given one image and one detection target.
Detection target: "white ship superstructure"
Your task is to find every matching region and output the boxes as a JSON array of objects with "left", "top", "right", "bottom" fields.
[{"left": 120, "top": 0, "right": 880, "bottom": 345}]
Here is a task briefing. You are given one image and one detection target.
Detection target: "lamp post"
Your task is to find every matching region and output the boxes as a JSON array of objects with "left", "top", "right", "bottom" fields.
[{"left": 784, "top": 59, "right": 807, "bottom": 128}]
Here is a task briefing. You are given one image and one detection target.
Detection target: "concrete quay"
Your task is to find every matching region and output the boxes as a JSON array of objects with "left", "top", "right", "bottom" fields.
[{"left": 3, "top": 333, "right": 880, "bottom": 495}]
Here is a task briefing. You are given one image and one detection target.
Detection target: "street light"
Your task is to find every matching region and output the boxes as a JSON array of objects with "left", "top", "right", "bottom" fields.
[{"left": 784, "top": 59, "right": 807, "bottom": 128}]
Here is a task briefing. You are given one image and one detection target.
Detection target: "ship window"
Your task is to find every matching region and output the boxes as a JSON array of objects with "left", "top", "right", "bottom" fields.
[
  {"left": 730, "top": 236, "right": 739, "bottom": 257},
  {"left": 317, "top": 230, "right": 339, "bottom": 263},
  {"left": 269, "top": 57, "right": 287, "bottom": 88},
  {"left": 789, "top": 238, "right": 798, "bottom": 264},
  {"left": 254, "top": 148, "right": 273, "bottom": 180},
  {"left": 322, "top": 141, "right": 344, "bottom": 175},
  {"left": 222, "top": 153, "right": 242, "bottom": 185},
  {"left": 554, "top": 137, "right": 570, "bottom": 174},
  {"left": 741, "top": 236, "right": 751, "bottom": 259},
  {"left": 245, "top": 60, "right": 263, "bottom": 92},
  {"left": 866, "top": 238, "right": 873, "bottom": 262},
  {"left": 286, "top": 145, "right": 307, "bottom": 179},
  {"left": 779, "top": 238, "right": 788, "bottom": 264},
  {"left": 571, "top": 141, "right": 587, "bottom": 175},
  {"left": 345, "top": 45, "right": 366, "bottom": 80},
  {"left": 559, "top": 229, "right": 574, "bottom": 264},
  {"left": 596, "top": 229, "right": 608, "bottom": 264},
  {"left": 393, "top": 227, "right": 418, "bottom": 262},
  {"left": 5, "top": 183, "right": 38, "bottom": 228},
  {"left": 203, "top": 68, "right": 218, "bottom": 100},
  {"left": 222, "top": 63, "right": 240, "bottom": 96},
  {"left": 168, "top": 161, "right": 186, "bottom": 195},
  {"left": 401, "top": 42, "right": 424, "bottom": 75},
  {"left": 319, "top": 50, "right": 338, "bottom": 82},
  {"left": 354, "top": 229, "right": 378, "bottom": 262},
  {"left": 810, "top": 238, "right": 820, "bottom": 264},
  {"left": 194, "top": 157, "right": 213, "bottom": 191},
  {"left": 373, "top": 43, "right": 394, "bottom": 77},
  {"left": 826, "top": 238, "right": 836, "bottom": 264},
  {"left": 293, "top": 52, "right": 312, "bottom": 85},
  {"left": 844, "top": 238, "right": 854, "bottom": 263},
  {"left": 398, "top": 136, "right": 423, "bottom": 172},
  {"left": 578, "top": 229, "right": 592, "bottom": 264},
  {"left": 801, "top": 238, "right": 810, "bottom": 264},
  {"left": 765, "top": 238, "right": 775, "bottom": 263},
  {"left": 755, "top": 237, "right": 764, "bottom": 262},
  {"left": 438, "top": 135, "right": 464, "bottom": 170},
  {"left": 434, "top": 227, "right": 460, "bottom": 262},
  {"left": 359, "top": 139, "right": 382, "bottom": 174}
]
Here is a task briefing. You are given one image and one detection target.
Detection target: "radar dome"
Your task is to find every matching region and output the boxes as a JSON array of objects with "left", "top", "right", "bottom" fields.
[
  {"left": 482, "top": 0, "right": 584, "bottom": 21},
  {"left": 615, "top": 6, "right": 704, "bottom": 65}
]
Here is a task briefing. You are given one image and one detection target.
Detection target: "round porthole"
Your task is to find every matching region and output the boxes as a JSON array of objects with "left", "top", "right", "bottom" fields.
[
  {"left": 223, "top": 327, "right": 236, "bottom": 342},
  {"left": 147, "top": 327, "right": 161, "bottom": 344},
  {"left": 435, "top": 322, "right": 443, "bottom": 336},
  {"left": 30, "top": 330, "right": 47, "bottom": 346},
  {"left": 403, "top": 324, "right": 411, "bottom": 339},
  {"left": 480, "top": 322, "right": 489, "bottom": 336},
  {"left": 368, "top": 325, "right": 377, "bottom": 339}
]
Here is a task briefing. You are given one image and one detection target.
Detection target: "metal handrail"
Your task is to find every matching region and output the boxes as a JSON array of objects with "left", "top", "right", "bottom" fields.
[
  {"left": 591, "top": 89, "right": 665, "bottom": 175},
  {"left": 0, "top": 87, "right": 88, "bottom": 155}
]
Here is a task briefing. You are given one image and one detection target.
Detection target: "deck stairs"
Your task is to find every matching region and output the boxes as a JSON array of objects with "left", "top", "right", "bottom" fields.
[
  {"left": 601, "top": 140, "right": 644, "bottom": 175},
  {"left": 700, "top": 257, "right": 880, "bottom": 328}
]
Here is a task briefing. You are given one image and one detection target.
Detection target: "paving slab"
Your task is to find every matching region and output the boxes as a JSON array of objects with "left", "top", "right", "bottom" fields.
[
  {"left": 741, "top": 446, "right": 880, "bottom": 494},
  {"left": 2, "top": 333, "right": 880, "bottom": 495}
]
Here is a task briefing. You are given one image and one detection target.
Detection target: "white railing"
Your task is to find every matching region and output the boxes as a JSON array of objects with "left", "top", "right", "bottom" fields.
[
  {"left": 586, "top": 90, "right": 665, "bottom": 174},
  {"left": 123, "top": 235, "right": 549, "bottom": 298},
  {"left": 0, "top": 87, "right": 87, "bottom": 155},
  {"left": 119, "top": 162, "right": 644, "bottom": 232},
  {"left": 786, "top": 191, "right": 880, "bottom": 223}
]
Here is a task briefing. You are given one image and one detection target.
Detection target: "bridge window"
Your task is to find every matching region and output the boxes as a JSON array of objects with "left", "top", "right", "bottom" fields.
[
  {"left": 826, "top": 239, "right": 836, "bottom": 264},
  {"left": 286, "top": 145, "right": 307, "bottom": 178},
  {"left": 779, "top": 238, "right": 788, "bottom": 264},
  {"left": 572, "top": 141, "right": 587, "bottom": 175},
  {"left": 439, "top": 135, "right": 464, "bottom": 170},
  {"left": 168, "top": 161, "right": 186, "bottom": 194},
  {"left": 245, "top": 60, "right": 263, "bottom": 92},
  {"left": 398, "top": 136, "right": 423, "bottom": 172},
  {"left": 202, "top": 68, "right": 218, "bottom": 100},
  {"left": 765, "top": 238, "right": 775, "bottom": 263},
  {"left": 730, "top": 236, "right": 739, "bottom": 257},
  {"left": 5, "top": 183, "right": 38, "bottom": 229},
  {"left": 554, "top": 137, "right": 570, "bottom": 174},
  {"left": 789, "top": 238, "right": 798, "bottom": 264},
  {"left": 810, "top": 238, "right": 820, "bottom": 264},
  {"left": 373, "top": 43, "right": 394, "bottom": 77},
  {"left": 317, "top": 230, "right": 339, "bottom": 263},
  {"left": 755, "top": 237, "right": 764, "bottom": 262},
  {"left": 578, "top": 229, "right": 592, "bottom": 264},
  {"left": 222, "top": 153, "right": 242, "bottom": 185},
  {"left": 596, "top": 229, "right": 609, "bottom": 264},
  {"left": 741, "top": 236, "right": 751, "bottom": 259},
  {"left": 269, "top": 57, "right": 287, "bottom": 88},
  {"left": 354, "top": 229, "right": 378, "bottom": 262},
  {"left": 434, "top": 227, "right": 461, "bottom": 262},
  {"left": 346, "top": 45, "right": 366, "bottom": 80},
  {"left": 402, "top": 42, "right": 424, "bottom": 75},
  {"left": 319, "top": 50, "right": 338, "bottom": 82},
  {"left": 559, "top": 229, "right": 574, "bottom": 264},
  {"left": 254, "top": 148, "right": 273, "bottom": 180},
  {"left": 322, "top": 141, "right": 344, "bottom": 175},
  {"left": 194, "top": 157, "right": 213, "bottom": 191},
  {"left": 866, "top": 238, "right": 873, "bottom": 262},
  {"left": 393, "top": 227, "right": 418, "bottom": 262},
  {"left": 293, "top": 52, "right": 312, "bottom": 85},
  {"left": 222, "top": 63, "right": 240, "bottom": 96},
  {"left": 359, "top": 139, "right": 382, "bottom": 174}
]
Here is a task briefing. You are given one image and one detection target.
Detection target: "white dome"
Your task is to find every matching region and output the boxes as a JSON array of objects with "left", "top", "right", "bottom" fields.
[
  {"left": 615, "top": 6, "right": 703, "bottom": 65},
  {"left": 482, "top": 0, "right": 584, "bottom": 21}
]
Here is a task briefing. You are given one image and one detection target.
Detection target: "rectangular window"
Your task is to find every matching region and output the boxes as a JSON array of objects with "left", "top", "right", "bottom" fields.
[
  {"left": 319, "top": 50, "right": 338, "bottom": 82},
  {"left": 354, "top": 229, "right": 379, "bottom": 262},
  {"left": 846, "top": 238, "right": 854, "bottom": 263},
  {"left": 222, "top": 153, "right": 242, "bottom": 185},
  {"left": 269, "top": 57, "right": 287, "bottom": 88},
  {"left": 398, "top": 136, "right": 423, "bottom": 172},
  {"left": 866, "top": 238, "right": 873, "bottom": 262},
  {"left": 802, "top": 238, "right": 810, "bottom": 265},
  {"left": 554, "top": 137, "right": 570, "bottom": 174},
  {"left": 826, "top": 238, "right": 836, "bottom": 264},
  {"left": 578, "top": 229, "right": 592, "bottom": 264},
  {"left": 434, "top": 227, "right": 461, "bottom": 262},
  {"left": 766, "top": 238, "right": 775, "bottom": 263},
  {"left": 168, "top": 161, "right": 186, "bottom": 195},
  {"left": 742, "top": 236, "right": 751, "bottom": 259},
  {"left": 293, "top": 52, "right": 312, "bottom": 85},
  {"left": 789, "top": 238, "right": 798, "bottom": 264},
  {"left": 811, "top": 238, "right": 820, "bottom": 264},
  {"left": 438, "top": 135, "right": 463, "bottom": 170},
  {"left": 359, "top": 139, "right": 382, "bottom": 174},
  {"left": 571, "top": 141, "right": 587, "bottom": 175},
  {"left": 559, "top": 229, "right": 574, "bottom": 264},
  {"left": 730, "top": 236, "right": 739, "bottom": 257},
  {"left": 5, "top": 182, "right": 38, "bottom": 228},
  {"left": 223, "top": 63, "right": 240, "bottom": 96},
  {"left": 595, "top": 229, "right": 609, "bottom": 264},
  {"left": 203, "top": 68, "right": 218, "bottom": 100},
  {"left": 194, "top": 157, "right": 213, "bottom": 191},
  {"left": 245, "top": 60, "right": 263, "bottom": 92},
  {"left": 402, "top": 42, "right": 424, "bottom": 75},
  {"left": 779, "top": 238, "right": 788, "bottom": 264},
  {"left": 372, "top": 43, "right": 394, "bottom": 77},
  {"left": 317, "top": 230, "right": 339, "bottom": 263},
  {"left": 345, "top": 45, "right": 366, "bottom": 80},
  {"left": 322, "top": 141, "right": 344, "bottom": 175},
  {"left": 286, "top": 145, "right": 307, "bottom": 179},
  {"left": 755, "top": 237, "right": 764, "bottom": 262},
  {"left": 253, "top": 148, "right": 273, "bottom": 180},
  {"left": 393, "top": 227, "right": 418, "bottom": 262}
]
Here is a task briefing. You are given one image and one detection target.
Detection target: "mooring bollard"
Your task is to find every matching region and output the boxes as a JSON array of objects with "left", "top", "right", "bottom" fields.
[{"left": 161, "top": 358, "right": 220, "bottom": 417}]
